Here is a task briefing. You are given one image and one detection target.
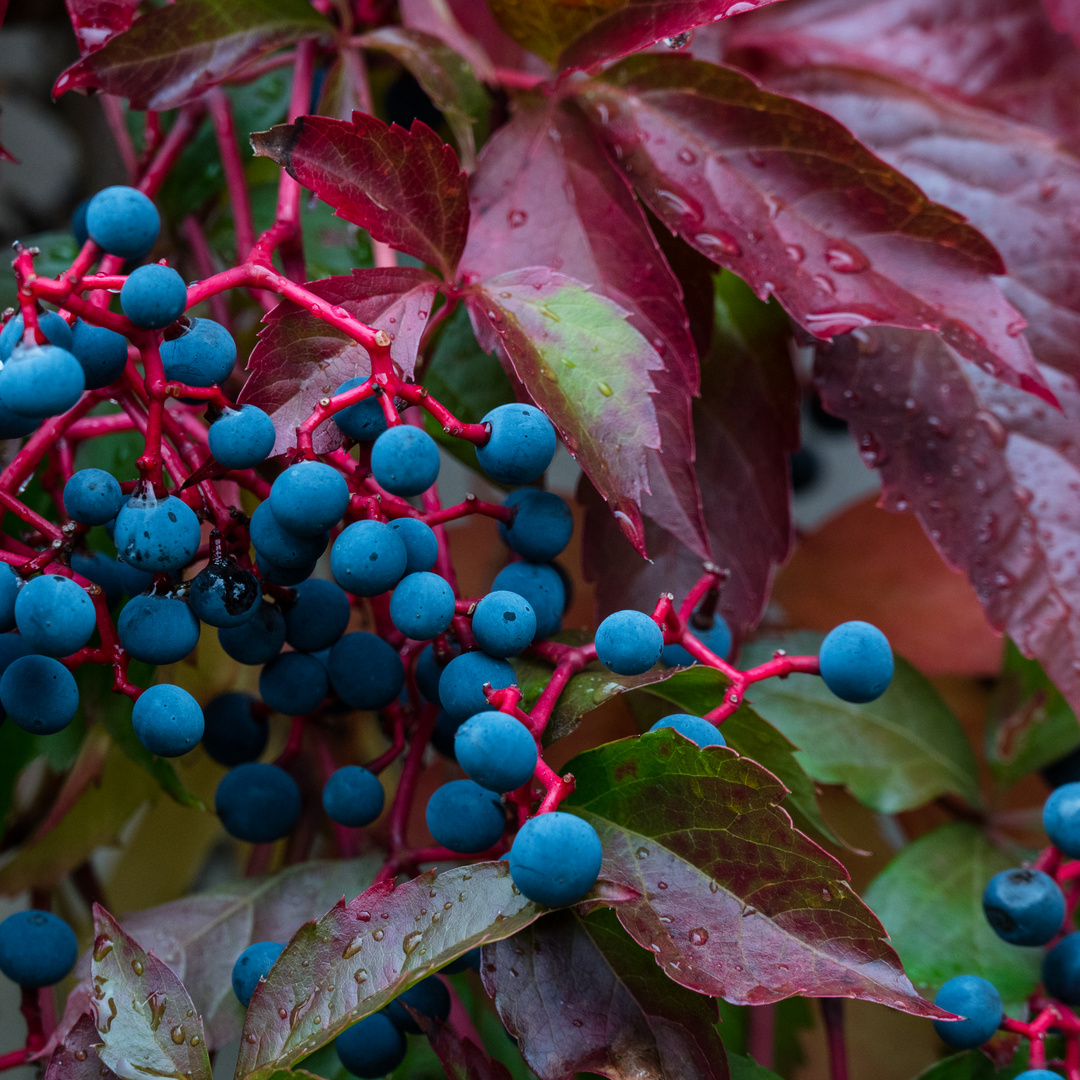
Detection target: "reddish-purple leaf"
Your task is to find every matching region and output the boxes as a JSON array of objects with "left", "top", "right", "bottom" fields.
[
  {"left": 414, "top": 1014, "right": 514, "bottom": 1080},
  {"left": 53, "top": 0, "right": 330, "bottom": 111},
  {"left": 484, "top": 909, "right": 728, "bottom": 1080},
  {"left": 44, "top": 1015, "right": 119, "bottom": 1080},
  {"left": 575, "top": 54, "right": 1055, "bottom": 405},
  {"left": 235, "top": 863, "right": 540, "bottom": 1080},
  {"left": 815, "top": 327, "right": 1080, "bottom": 720},
  {"left": 64, "top": 0, "right": 139, "bottom": 56},
  {"left": 251, "top": 115, "right": 469, "bottom": 279},
  {"left": 564, "top": 730, "right": 947, "bottom": 1014},
  {"left": 240, "top": 268, "right": 441, "bottom": 456},
  {"left": 461, "top": 97, "right": 707, "bottom": 557},
  {"left": 1044, "top": 0, "right": 1080, "bottom": 50}
]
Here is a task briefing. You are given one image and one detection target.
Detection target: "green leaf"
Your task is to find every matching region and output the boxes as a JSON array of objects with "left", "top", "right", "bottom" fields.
[
  {"left": 913, "top": 1052, "right": 996, "bottom": 1080},
  {"left": 742, "top": 632, "right": 982, "bottom": 812},
  {"left": 0, "top": 723, "right": 37, "bottom": 825},
  {"left": 863, "top": 823, "right": 1042, "bottom": 1011},
  {"left": 727, "top": 1053, "right": 784, "bottom": 1080}
]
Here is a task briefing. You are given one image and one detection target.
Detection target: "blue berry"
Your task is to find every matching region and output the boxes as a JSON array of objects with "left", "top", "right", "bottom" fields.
[
  {"left": 0, "top": 655, "right": 79, "bottom": 734},
  {"left": 215, "top": 763, "right": 301, "bottom": 843},
  {"left": 335, "top": 1013, "right": 406, "bottom": 1079},
  {"left": 0, "top": 563, "right": 19, "bottom": 632},
  {"left": 259, "top": 651, "right": 329, "bottom": 715},
  {"left": 648, "top": 714, "right": 726, "bottom": 748},
  {"left": 333, "top": 378, "right": 387, "bottom": 441},
  {"left": 818, "top": 621, "right": 894, "bottom": 703},
  {"left": 70, "top": 551, "right": 123, "bottom": 609},
  {"left": 431, "top": 708, "right": 462, "bottom": 759},
  {"left": 328, "top": 632, "right": 405, "bottom": 710},
  {"left": 388, "top": 517, "right": 438, "bottom": 574},
  {"left": 389, "top": 571, "right": 455, "bottom": 640},
  {"left": 255, "top": 553, "right": 316, "bottom": 587},
  {"left": 132, "top": 684, "right": 204, "bottom": 757},
  {"left": 72, "top": 199, "right": 90, "bottom": 245},
  {"left": 15, "top": 573, "right": 96, "bottom": 656},
  {"left": 0, "top": 344, "right": 85, "bottom": 418},
  {"left": 114, "top": 491, "right": 201, "bottom": 573},
  {"left": 425, "top": 780, "right": 505, "bottom": 853},
  {"left": 0, "top": 635, "right": 31, "bottom": 722},
  {"left": 471, "top": 590, "right": 536, "bottom": 658},
  {"left": 64, "top": 468, "right": 124, "bottom": 526},
  {"left": 117, "top": 593, "right": 200, "bottom": 664},
  {"left": 371, "top": 425, "right": 440, "bottom": 496},
  {"left": 322, "top": 766, "right": 384, "bottom": 827},
  {"left": 1013, "top": 1073, "right": 1063, "bottom": 1080},
  {"left": 160, "top": 318, "right": 236, "bottom": 386},
  {"left": 595, "top": 610, "right": 663, "bottom": 676},
  {"left": 219, "top": 601, "right": 286, "bottom": 665},
  {"left": 250, "top": 501, "right": 328, "bottom": 569},
  {"left": 416, "top": 642, "right": 458, "bottom": 706},
  {"left": 231, "top": 941, "right": 284, "bottom": 1008},
  {"left": 455, "top": 711, "right": 537, "bottom": 793},
  {"left": 1042, "top": 747, "right": 1080, "bottom": 789},
  {"left": 0, "top": 311, "right": 74, "bottom": 360},
  {"left": 70, "top": 319, "right": 129, "bottom": 389},
  {"left": 270, "top": 461, "right": 350, "bottom": 539},
  {"left": 86, "top": 186, "right": 160, "bottom": 259},
  {"left": 384, "top": 975, "right": 451, "bottom": 1033},
  {"left": 438, "top": 651, "right": 517, "bottom": 721},
  {"left": 508, "top": 812, "right": 603, "bottom": 907},
  {"left": 202, "top": 693, "right": 267, "bottom": 766},
  {"left": 188, "top": 560, "right": 260, "bottom": 628},
  {"left": 284, "top": 579, "right": 350, "bottom": 653},
  {"left": 477, "top": 403, "right": 556, "bottom": 485},
  {"left": 0, "top": 401, "right": 39, "bottom": 439},
  {"left": 208, "top": 406, "right": 276, "bottom": 468},
  {"left": 121, "top": 264, "right": 188, "bottom": 329},
  {"left": 492, "top": 562, "right": 564, "bottom": 640},
  {"left": 331, "top": 520, "right": 408, "bottom": 596},
  {"left": 1044, "top": 782, "right": 1080, "bottom": 857},
  {"left": 500, "top": 490, "right": 573, "bottom": 563},
  {"left": 662, "top": 616, "right": 732, "bottom": 667},
  {"left": 1045, "top": 933, "right": 1080, "bottom": 1003},
  {"left": 932, "top": 975, "right": 1003, "bottom": 1047},
  {"left": 444, "top": 948, "right": 480, "bottom": 974},
  {"left": 982, "top": 868, "right": 1064, "bottom": 946},
  {"left": 0, "top": 911, "right": 78, "bottom": 987}
]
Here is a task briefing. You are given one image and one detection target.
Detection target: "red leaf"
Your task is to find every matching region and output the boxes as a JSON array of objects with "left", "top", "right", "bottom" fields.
[
  {"left": 64, "top": 0, "right": 140, "bottom": 56},
  {"left": 252, "top": 115, "right": 469, "bottom": 280},
  {"left": 44, "top": 1015, "right": 119, "bottom": 1080},
  {"left": 815, "top": 328, "right": 1080, "bottom": 716},
  {"left": 415, "top": 1015, "right": 514, "bottom": 1080},
  {"left": 461, "top": 97, "right": 707, "bottom": 557},
  {"left": 53, "top": 0, "right": 330, "bottom": 111},
  {"left": 1044, "top": 0, "right": 1080, "bottom": 49},
  {"left": 575, "top": 54, "right": 1056, "bottom": 406},
  {"left": 484, "top": 909, "right": 729, "bottom": 1080},
  {"left": 240, "top": 268, "right": 440, "bottom": 456}
]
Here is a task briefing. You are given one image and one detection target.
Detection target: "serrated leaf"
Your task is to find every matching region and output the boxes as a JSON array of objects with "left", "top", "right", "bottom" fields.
[
  {"left": 91, "top": 906, "right": 212, "bottom": 1080},
  {"left": 252, "top": 114, "right": 468, "bottom": 279},
  {"left": 741, "top": 631, "right": 982, "bottom": 813},
  {"left": 417, "top": 1016, "right": 514, "bottom": 1080},
  {"left": 53, "top": 0, "right": 330, "bottom": 111},
  {"left": 485, "top": 908, "right": 728, "bottom": 1080},
  {"left": 240, "top": 268, "right": 441, "bottom": 456},
  {"left": 564, "top": 729, "right": 945, "bottom": 1014},
  {"left": 863, "top": 823, "right": 1043, "bottom": 1011},
  {"left": 575, "top": 55, "right": 1053, "bottom": 404},
  {"left": 44, "top": 1014, "right": 120, "bottom": 1080},
  {"left": 64, "top": 0, "right": 139, "bottom": 57},
  {"left": 235, "top": 863, "right": 541, "bottom": 1080}
]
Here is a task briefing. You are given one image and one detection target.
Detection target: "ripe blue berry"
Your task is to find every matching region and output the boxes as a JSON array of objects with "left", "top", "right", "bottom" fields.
[
  {"left": 202, "top": 693, "right": 267, "bottom": 766},
  {"left": 208, "top": 406, "right": 276, "bottom": 469},
  {"left": 285, "top": 579, "right": 351, "bottom": 653},
  {"left": 0, "top": 634, "right": 31, "bottom": 721},
  {"left": 1045, "top": 933, "right": 1080, "bottom": 1003},
  {"left": 818, "top": 621, "right": 894, "bottom": 703},
  {"left": 508, "top": 812, "right": 603, "bottom": 908},
  {"left": 595, "top": 610, "right": 663, "bottom": 676},
  {"left": 384, "top": 975, "right": 451, "bottom": 1033},
  {"left": 500, "top": 489, "right": 573, "bottom": 563},
  {"left": 932, "top": 975, "right": 1003, "bottom": 1047},
  {"left": 121, "top": 264, "right": 188, "bottom": 329},
  {"left": 331, "top": 520, "right": 408, "bottom": 596},
  {"left": 438, "top": 651, "right": 517, "bottom": 721},
  {"left": 15, "top": 573, "right": 96, "bottom": 656},
  {"left": 1013, "top": 1073, "right": 1063, "bottom": 1080},
  {"left": 70, "top": 319, "right": 129, "bottom": 389},
  {"left": 0, "top": 344, "right": 85, "bottom": 418},
  {"left": 0, "top": 563, "right": 19, "bottom": 632},
  {"left": 160, "top": 318, "right": 236, "bottom": 386},
  {"left": 132, "top": 684, "right": 204, "bottom": 757},
  {"left": 1044, "top": 782, "right": 1080, "bottom": 857},
  {"left": 388, "top": 517, "right": 438, "bottom": 574},
  {"left": 662, "top": 615, "right": 732, "bottom": 667},
  {"left": 188, "top": 560, "right": 260, "bottom": 628},
  {"left": 328, "top": 632, "right": 405, "bottom": 710},
  {"left": 426, "top": 780, "right": 506, "bottom": 853},
  {"left": 0, "top": 311, "right": 73, "bottom": 360},
  {"left": 389, "top": 571, "right": 455, "bottom": 640},
  {"left": 431, "top": 709, "right": 462, "bottom": 758},
  {"left": 249, "top": 501, "right": 328, "bottom": 569},
  {"left": 492, "top": 562, "right": 564, "bottom": 640},
  {"left": 335, "top": 1013, "right": 406, "bottom": 1079},
  {"left": 648, "top": 714, "right": 726, "bottom": 748},
  {"left": 444, "top": 948, "right": 480, "bottom": 974},
  {"left": 416, "top": 642, "right": 458, "bottom": 706},
  {"left": 118, "top": 593, "right": 200, "bottom": 664},
  {"left": 255, "top": 554, "right": 316, "bottom": 587},
  {"left": 86, "top": 186, "right": 160, "bottom": 258},
  {"left": 477, "top": 403, "right": 556, "bottom": 485},
  {"left": 219, "top": 601, "right": 286, "bottom": 665},
  {"left": 64, "top": 468, "right": 124, "bottom": 526},
  {"left": 215, "top": 762, "right": 301, "bottom": 843},
  {"left": 455, "top": 711, "right": 537, "bottom": 793},
  {"left": 260, "top": 651, "right": 329, "bottom": 715},
  {"left": 269, "top": 461, "right": 350, "bottom": 539},
  {"left": 471, "top": 590, "right": 536, "bottom": 658},
  {"left": 114, "top": 491, "right": 201, "bottom": 573},
  {"left": 231, "top": 941, "right": 284, "bottom": 1008},
  {"left": 371, "top": 424, "right": 440, "bottom": 496},
  {"left": 0, "top": 655, "right": 79, "bottom": 734},
  {"left": 322, "top": 766, "right": 384, "bottom": 827},
  {"left": 982, "top": 868, "right": 1065, "bottom": 946},
  {"left": 71, "top": 550, "right": 123, "bottom": 608},
  {"left": 0, "top": 401, "right": 39, "bottom": 439},
  {"left": 333, "top": 378, "right": 387, "bottom": 441},
  {"left": 0, "top": 911, "right": 78, "bottom": 987}
]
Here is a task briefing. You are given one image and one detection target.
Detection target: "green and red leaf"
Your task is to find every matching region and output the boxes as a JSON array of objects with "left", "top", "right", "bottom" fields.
[
  {"left": 64, "top": 0, "right": 140, "bottom": 56},
  {"left": 44, "top": 1014, "right": 119, "bottom": 1080}
]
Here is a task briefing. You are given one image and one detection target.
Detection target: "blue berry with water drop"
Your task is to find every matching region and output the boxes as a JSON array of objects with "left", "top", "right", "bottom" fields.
[
  {"left": 231, "top": 941, "right": 284, "bottom": 1008},
  {"left": 819, "top": 621, "right": 894, "bottom": 703},
  {"left": 86, "top": 185, "right": 160, "bottom": 259},
  {"left": 371, "top": 424, "right": 440, "bottom": 496},
  {"left": 209, "top": 406, "right": 276, "bottom": 469},
  {"left": 64, "top": 468, "right": 124, "bottom": 526},
  {"left": 132, "top": 684, "right": 204, "bottom": 757},
  {"left": 595, "top": 610, "right": 663, "bottom": 676},
  {"left": 508, "top": 812, "right": 603, "bottom": 908},
  {"left": 216, "top": 762, "right": 301, "bottom": 843},
  {"left": 322, "top": 765, "right": 384, "bottom": 828},
  {"left": 188, "top": 560, "right": 260, "bottom": 628}
]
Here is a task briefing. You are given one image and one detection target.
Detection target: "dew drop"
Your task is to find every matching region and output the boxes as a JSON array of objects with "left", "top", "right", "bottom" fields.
[
  {"left": 354, "top": 969, "right": 369, "bottom": 984},
  {"left": 356, "top": 910, "right": 371, "bottom": 922},
  {"left": 858, "top": 431, "right": 888, "bottom": 468},
  {"left": 694, "top": 231, "right": 741, "bottom": 258},
  {"left": 785, "top": 244, "right": 804, "bottom": 263},
  {"left": 131, "top": 960, "right": 144, "bottom": 976},
  {"left": 657, "top": 881, "right": 668, "bottom": 890},
  {"left": 507, "top": 209, "right": 528, "bottom": 228},
  {"left": 402, "top": 931, "right": 423, "bottom": 956},
  {"left": 709, "top": 881, "right": 720, "bottom": 894},
  {"left": 746, "top": 150, "right": 766, "bottom": 167},
  {"left": 822, "top": 888, "right": 833, "bottom": 901},
  {"left": 93, "top": 937, "right": 114, "bottom": 962},
  {"left": 74, "top": 1051, "right": 88, "bottom": 1062},
  {"left": 597, "top": 381, "right": 613, "bottom": 397},
  {"left": 677, "top": 148, "right": 696, "bottom": 165},
  {"left": 342, "top": 935, "right": 364, "bottom": 960},
  {"left": 372, "top": 928, "right": 385, "bottom": 942},
  {"left": 278, "top": 1008, "right": 288, "bottom": 1020},
  {"left": 824, "top": 244, "right": 868, "bottom": 273},
  {"left": 635, "top": 847, "right": 650, "bottom": 859},
  {"left": 171, "top": 1027, "right": 185, "bottom": 1045},
  {"left": 655, "top": 189, "right": 702, "bottom": 224},
  {"left": 688, "top": 928, "right": 709, "bottom": 946},
  {"left": 662, "top": 30, "right": 694, "bottom": 49}
]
